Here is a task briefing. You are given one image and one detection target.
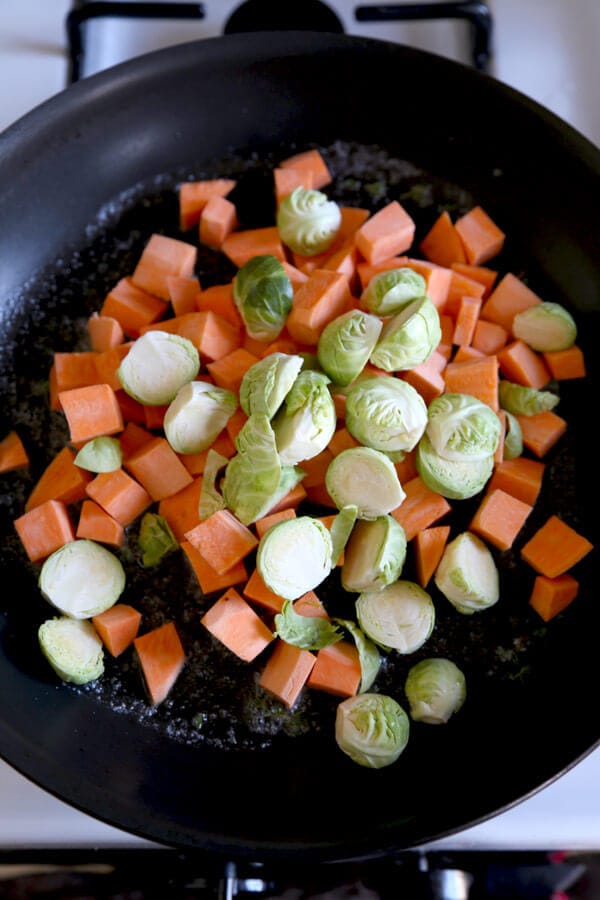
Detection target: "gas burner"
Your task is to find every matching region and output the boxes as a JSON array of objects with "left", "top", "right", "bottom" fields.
[{"left": 66, "top": 0, "right": 492, "bottom": 83}]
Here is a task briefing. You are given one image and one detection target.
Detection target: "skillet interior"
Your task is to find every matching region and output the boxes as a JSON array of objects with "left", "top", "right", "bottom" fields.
[{"left": 0, "top": 33, "right": 599, "bottom": 861}]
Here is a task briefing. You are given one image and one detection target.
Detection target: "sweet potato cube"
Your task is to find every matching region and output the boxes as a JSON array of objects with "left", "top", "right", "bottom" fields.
[
  {"left": 134, "top": 621, "right": 186, "bottom": 705},
  {"left": 184, "top": 509, "right": 258, "bottom": 574},
  {"left": 58, "top": 383, "right": 124, "bottom": 444},
  {"left": 259, "top": 639, "right": 316, "bottom": 708},
  {"left": 470, "top": 488, "right": 533, "bottom": 551},
  {"left": 14, "top": 499, "right": 75, "bottom": 562},
  {"left": 520, "top": 515, "right": 593, "bottom": 578},
  {"left": 201, "top": 588, "right": 274, "bottom": 662},
  {"left": 131, "top": 233, "right": 197, "bottom": 300},
  {"left": 307, "top": 640, "right": 361, "bottom": 697}
]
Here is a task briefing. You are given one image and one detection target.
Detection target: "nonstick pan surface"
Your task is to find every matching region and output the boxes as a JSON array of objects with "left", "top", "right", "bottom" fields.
[{"left": 0, "top": 33, "right": 599, "bottom": 862}]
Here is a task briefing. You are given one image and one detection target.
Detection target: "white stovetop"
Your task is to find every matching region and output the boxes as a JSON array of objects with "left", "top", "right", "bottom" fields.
[{"left": 1, "top": 0, "right": 600, "bottom": 852}]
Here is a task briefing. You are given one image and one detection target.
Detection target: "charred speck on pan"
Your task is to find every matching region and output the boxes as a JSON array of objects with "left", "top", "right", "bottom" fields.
[{"left": 0, "top": 140, "right": 582, "bottom": 753}]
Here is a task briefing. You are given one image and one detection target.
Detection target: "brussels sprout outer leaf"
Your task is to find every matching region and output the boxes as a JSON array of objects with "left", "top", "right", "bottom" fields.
[
  {"left": 334, "top": 618, "right": 381, "bottom": 692},
  {"left": 74, "top": 436, "right": 122, "bottom": 473},
  {"left": 198, "top": 449, "right": 229, "bottom": 520},
  {"left": 317, "top": 310, "right": 382, "bottom": 386},
  {"left": 329, "top": 505, "right": 358, "bottom": 567},
  {"left": 498, "top": 380, "right": 559, "bottom": 416},
  {"left": 275, "top": 599, "right": 343, "bottom": 650},
  {"left": 222, "top": 414, "right": 282, "bottom": 525},
  {"left": 369, "top": 296, "right": 441, "bottom": 372},
  {"left": 138, "top": 512, "right": 178, "bottom": 567}
]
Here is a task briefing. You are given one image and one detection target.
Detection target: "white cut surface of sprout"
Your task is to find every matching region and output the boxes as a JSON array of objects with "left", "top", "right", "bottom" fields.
[
  {"left": 117, "top": 330, "right": 199, "bottom": 406},
  {"left": 38, "top": 617, "right": 104, "bottom": 685},
  {"left": 39, "top": 539, "right": 126, "bottom": 619}
]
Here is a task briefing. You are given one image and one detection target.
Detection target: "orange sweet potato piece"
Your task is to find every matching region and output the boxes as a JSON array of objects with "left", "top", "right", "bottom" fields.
[
  {"left": 206, "top": 348, "right": 260, "bottom": 393},
  {"left": 124, "top": 436, "right": 193, "bottom": 502},
  {"left": 201, "top": 587, "right": 274, "bottom": 662},
  {"left": 520, "top": 515, "right": 593, "bottom": 578},
  {"left": 443, "top": 354, "right": 500, "bottom": 411},
  {"left": 199, "top": 195, "right": 238, "bottom": 250},
  {"left": 134, "top": 621, "right": 186, "bottom": 705},
  {"left": 542, "top": 345, "right": 586, "bottom": 381},
  {"left": 76, "top": 499, "right": 125, "bottom": 548},
  {"left": 454, "top": 205, "right": 505, "bottom": 265},
  {"left": 413, "top": 525, "right": 451, "bottom": 588},
  {"left": 391, "top": 476, "right": 452, "bottom": 541},
  {"left": 469, "top": 488, "right": 533, "bottom": 551},
  {"left": 273, "top": 166, "right": 314, "bottom": 204},
  {"left": 258, "top": 639, "right": 316, "bottom": 708},
  {"left": 242, "top": 567, "right": 285, "bottom": 614},
  {"left": 279, "top": 148, "right": 332, "bottom": 189},
  {"left": 497, "top": 339, "right": 551, "bottom": 389},
  {"left": 26, "top": 445, "right": 92, "bottom": 512},
  {"left": 87, "top": 313, "right": 125, "bottom": 352},
  {"left": 221, "top": 226, "right": 286, "bottom": 268},
  {"left": 131, "top": 233, "right": 197, "bottom": 300},
  {"left": 254, "top": 508, "right": 297, "bottom": 540},
  {"left": 515, "top": 410, "right": 567, "bottom": 458},
  {"left": 355, "top": 201, "right": 416, "bottom": 264},
  {"left": 166, "top": 275, "right": 202, "bottom": 317},
  {"left": 85, "top": 468, "right": 153, "bottom": 526},
  {"left": 0, "top": 431, "right": 29, "bottom": 474},
  {"left": 286, "top": 269, "right": 352, "bottom": 346},
  {"left": 179, "top": 178, "right": 236, "bottom": 230},
  {"left": 195, "top": 283, "right": 243, "bottom": 328},
  {"left": 480, "top": 273, "right": 542, "bottom": 333},
  {"left": 181, "top": 540, "right": 247, "bottom": 595},
  {"left": 14, "top": 499, "right": 75, "bottom": 562},
  {"left": 92, "top": 604, "right": 142, "bottom": 656},
  {"left": 53, "top": 352, "right": 99, "bottom": 392},
  {"left": 486, "top": 457, "right": 545, "bottom": 506},
  {"left": 59, "top": 383, "right": 124, "bottom": 444},
  {"left": 471, "top": 319, "right": 508, "bottom": 355},
  {"left": 101, "top": 277, "right": 169, "bottom": 338},
  {"left": 419, "top": 210, "right": 466, "bottom": 267},
  {"left": 158, "top": 476, "right": 202, "bottom": 542},
  {"left": 307, "top": 640, "right": 361, "bottom": 697},
  {"left": 529, "top": 573, "right": 580, "bottom": 622},
  {"left": 185, "top": 509, "right": 258, "bottom": 574}
]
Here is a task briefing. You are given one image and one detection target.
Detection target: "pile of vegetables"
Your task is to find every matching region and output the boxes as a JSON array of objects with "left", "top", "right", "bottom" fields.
[{"left": 1, "top": 146, "right": 594, "bottom": 769}]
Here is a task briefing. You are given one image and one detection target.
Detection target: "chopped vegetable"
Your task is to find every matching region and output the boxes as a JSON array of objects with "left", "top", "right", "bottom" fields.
[
  {"left": 370, "top": 296, "right": 441, "bottom": 372},
  {"left": 39, "top": 539, "right": 126, "bottom": 619},
  {"left": 325, "top": 446, "right": 405, "bottom": 519},
  {"left": 344, "top": 376, "right": 427, "bottom": 453},
  {"left": 416, "top": 432, "right": 495, "bottom": 500},
  {"left": 426, "top": 393, "right": 501, "bottom": 461},
  {"left": 277, "top": 186, "right": 341, "bottom": 256},
  {"left": 239, "top": 352, "right": 304, "bottom": 419},
  {"left": 133, "top": 621, "right": 186, "bottom": 705},
  {"left": 163, "top": 381, "right": 238, "bottom": 454},
  {"left": 274, "top": 599, "right": 343, "bottom": 650},
  {"left": 138, "top": 512, "right": 178, "bottom": 567},
  {"left": 74, "top": 436, "right": 123, "bottom": 473},
  {"left": 434, "top": 532, "right": 499, "bottom": 615},
  {"left": 360, "top": 266, "right": 426, "bottom": 316},
  {"left": 92, "top": 604, "right": 142, "bottom": 657},
  {"left": 356, "top": 580, "right": 435, "bottom": 653},
  {"left": 498, "top": 380, "right": 559, "bottom": 416},
  {"left": 335, "top": 693, "right": 410, "bottom": 769},
  {"left": 272, "top": 369, "right": 337, "bottom": 466},
  {"left": 512, "top": 301, "right": 577, "bottom": 353},
  {"left": 118, "top": 330, "right": 200, "bottom": 406},
  {"left": 232, "top": 254, "right": 293, "bottom": 341},
  {"left": 341, "top": 516, "right": 407, "bottom": 593},
  {"left": 317, "top": 309, "right": 382, "bottom": 386},
  {"left": 404, "top": 658, "right": 466, "bottom": 724},
  {"left": 39, "top": 617, "right": 104, "bottom": 684},
  {"left": 256, "top": 516, "right": 333, "bottom": 601}
]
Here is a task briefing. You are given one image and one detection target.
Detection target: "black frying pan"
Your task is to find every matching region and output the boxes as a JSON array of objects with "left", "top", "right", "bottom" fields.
[{"left": 1, "top": 33, "right": 599, "bottom": 863}]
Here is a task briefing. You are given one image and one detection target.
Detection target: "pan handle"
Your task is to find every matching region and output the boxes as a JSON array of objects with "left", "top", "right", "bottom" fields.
[{"left": 65, "top": 1, "right": 206, "bottom": 83}]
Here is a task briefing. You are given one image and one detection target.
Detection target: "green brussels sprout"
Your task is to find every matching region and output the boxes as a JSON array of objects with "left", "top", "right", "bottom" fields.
[
  {"left": 272, "top": 369, "right": 337, "bottom": 466},
  {"left": 369, "top": 296, "right": 441, "bottom": 372},
  {"left": 356, "top": 580, "right": 435, "bottom": 653},
  {"left": 345, "top": 375, "right": 428, "bottom": 453},
  {"left": 257, "top": 516, "right": 333, "bottom": 601},
  {"left": 325, "top": 446, "right": 405, "bottom": 519},
  {"left": 117, "top": 330, "right": 199, "bottom": 406},
  {"left": 335, "top": 693, "right": 410, "bottom": 768},
  {"left": 416, "top": 433, "right": 494, "bottom": 500},
  {"left": 512, "top": 301, "right": 577, "bottom": 352},
  {"left": 274, "top": 599, "right": 343, "bottom": 650},
  {"left": 239, "top": 352, "right": 304, "bottom": 419},
  {"left": 341, "top": 516, "right": 407, "bottom": 593},
  {"left": 329, "top": 505, "right": 358, "bottom": 568},
  {"left": 360, "top": 267, "right": 427, "bottom": 316},
  {"left": 405, "top": 658, "right": 466, "bottom": 724},
  {"left": 39, "top": 539, "right": 126, "bottom": 619},
  {"left": 316, "top": 310, "right": 383, "bottom": 386},
  {"left": 498, "top": 380, "right": 559, "bottom": 416},
  {"left": 434, "top": 532, "right": 499, "bottom": 615},
  {"left": 198, "top": 449, "right": 229, "bottom": 520},
  {"left": 138, "top": 513, "right": 178, "bottom": 567},
  {"left": 334, "top": 619, "right": 381, "bottom": 692},
  {"left": 163, "top": 380, "right": 238, "bottom": 454},
  {"left": 233, "top": 254, "right": 293, "bottom": 342},
  {"left": 503, "top": 410, "right": 523, "bottom": 459},
  {"left": 74, "top": 436, "right": 122, "bottom": 473},
  {"left": 426, "top": 392, "right": 501, "bottom": 461},
  {"left": 38, "top": 617, "right": 104, "bottom": 685},
  {"left": 221, "top": 414, "right": 281, "bottom": 526},
  {"left": 276, "top": 186, "right": 341, "bottom": 256}
]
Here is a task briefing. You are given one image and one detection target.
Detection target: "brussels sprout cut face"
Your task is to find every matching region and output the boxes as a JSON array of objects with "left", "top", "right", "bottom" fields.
[
  {"left": 426, "top": 392, "right": 501, "bottom": 461},
  {"left": 272, "top": 369, "right": 337, "bottom": 466},
  {"left": 117, "top": 330, "right": 200, "bottom": 406},
  {"left": 38, "top": 617, "right": 104, "bottom": 685},
  {"left": 257, "top": 516, "right": 333, "bottom": 601},
  {"left": 356, "top": 580, "right": 435, "bottom": 653},
  {"left": 434, "top": 532, "right": 499, "bottom": 615},
  {"left": 276, "top": 187, "right": 342, "bottom": 256},
  {"left": 163, "top": 380, "right": 238, "bottom": 454},
  {"left": 39, "top": 539, "right": 126, "bottom": 620},
  {"left": 345, "top": 375, "right": 428, "bottom": 453},
  {"left": 239, "top": 352, "right": 304, "bottom": 419},
  {"left": 342, "top": 516, "right": 407, "bottom": 593},
  {"left": 335, "top": 693, "right": 410, "bottom": 769},
  {"left": 416, "top": 433, "right": 494, "bottom": 500},
  {"left": 369, "top": 296, "right": 441, "bottom": 372},
  {"left": 325, "top": 446, "right": 405, "bottom": 519},
  {"left": 405, "top": 658, "right": 467, "bottom": 724}
]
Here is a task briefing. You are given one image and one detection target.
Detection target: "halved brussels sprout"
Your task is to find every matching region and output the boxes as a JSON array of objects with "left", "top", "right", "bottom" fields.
[
  {"left": 512, "top": 301, "right": 577, "bottom": 352},
  {"left": 239, "top": 352, "right": 304, "bottom": 419},
  {"left": 345, "top": 375, "right": 428, "bottom": 453},
  {"left": 317, "top": 310, "right": 383, "bottom": 386},
  {"left": 498, "top": 380, "right": 559, "bottom": 416},
  {"left": 163, "top": 380, "right": 238, "bottom": 454},
  {"left": 138, "top": 512, "right": 178, "bottom": 567},
  {"left": 272, "top": 369, "right": 337, "bottom": 466},
  {"left": 404, "top": 658, "right": 466, "bottom": 724},
  {"left": 39, "top": 540, "right": 126, "bottom": 620},
  {"left": 276, "top": 187, "right": 341, "bottom": 256},
  {"left": 341, "top": 516, "right": 407, "bottom": 593},
  {"left": 369, "top": 296, "right": 441, "bottom": 372},
  {"left": 118, "top": 330, "right": 199, "bottom": 406},
  {"left": 356, "top": 580, "right": 435, "bottom": 653},
  {"left": 434, "top": 532, "right": 499, "bottom": 615},
  {"left": 325, "top": 446, "right": 405, "bottom": 519},
  {"left": 426, "top": 392, "right": 501, "bottom": 461},
  {"left": 38, "top": 617, "right": 104, "bottom": 685},
  {"left": 74, "top": 436, "right": 122, "bottom": 473},
  {"left": 361, "top": 267, "right": 427, "bottom": 316},
  {"left": 335, "top": 693, "right": 410, "bottom": 768},
  {"left": 221, "top": 414, "right": 281, "bottom": 526},
  {"left": 416, "top": 433, "right": 494, "bottom": 500},
  {"left": 257, "top": 516, "right": 333, "bottom": 601},
  {"left": 503, "top": 410, "right": 523, "bottom": 460},
  {"left": 329, "top": 505, "right": 358, "bottom": 569},
  {"left": 233, "top": 254, "right": 293, "bottom": 342},
  {"left": 274, "top": 599, "right": 343, "bottom": 650},
  {"left": 334, "top": 619, "right": 381, "bottom": 692}
]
